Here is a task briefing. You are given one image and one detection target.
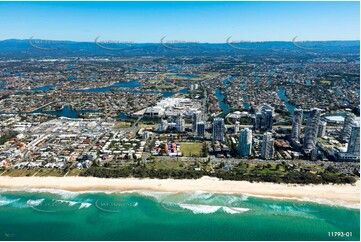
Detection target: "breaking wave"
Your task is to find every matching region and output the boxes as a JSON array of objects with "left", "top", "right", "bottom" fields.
[
  {"left": 0, "top": 195, "right": 20, "bottom": 206},
  {"left": 179, "top": 203, "right": 250, "bottom": 214}
]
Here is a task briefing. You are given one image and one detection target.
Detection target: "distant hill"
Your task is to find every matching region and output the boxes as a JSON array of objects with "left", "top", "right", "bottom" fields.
[{"left": 0, "top": 39, "right": 359, "bottom": 59}]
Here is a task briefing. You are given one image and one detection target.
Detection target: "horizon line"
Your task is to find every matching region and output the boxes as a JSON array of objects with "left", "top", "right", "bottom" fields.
[{"left": 1, "top": 38, "right": 360, "bottom": 44}]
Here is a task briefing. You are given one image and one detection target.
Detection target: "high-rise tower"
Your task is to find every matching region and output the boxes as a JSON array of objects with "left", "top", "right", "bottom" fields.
[
  {"left": 212, "top": 118, "right": 225, "bottom": 142},
  {"left": 291, "top": 108, "right": 303, "bottom": 140},
  {"left": 238, "top": 128, "right": 252, "bottom": 157},
  {"left": 261, "top": 132, "right": 274, "bottom": 160}
]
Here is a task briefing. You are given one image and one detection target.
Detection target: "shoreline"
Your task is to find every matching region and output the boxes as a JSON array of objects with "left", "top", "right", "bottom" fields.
[{"left": 0, "top": 176, "right": 359, "bottom": 208}]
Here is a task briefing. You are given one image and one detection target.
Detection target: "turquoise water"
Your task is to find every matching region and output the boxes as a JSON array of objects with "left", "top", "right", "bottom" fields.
[
  {"left": 223, "top": 76, "right": 234, "bottom": 88},
  {"left": 215, "top": 89, "right": 231, "bottom": 117},
  {"left": 0, "top": 190, "right": 359, "bottom": 241},
  {"left": 277, "top": 87, "right": 296, "bottom": 115},
  {"left": 168, "top": 73, "right": 200, "bottom": 79},
  {"left": 243, "top": 95, "right": 250, "bottom": 110},
  {"left": 31, "top": 85, "right": 58, "bottom": 91},
  {"left": 31, "top": 105, "right": 100, "bottom": 118},
  {"left": 71, "top": 80, "right": 187, "bottom": 98},
  {"left": 72, "top": 80, "right": 141, "bottom": 92}
]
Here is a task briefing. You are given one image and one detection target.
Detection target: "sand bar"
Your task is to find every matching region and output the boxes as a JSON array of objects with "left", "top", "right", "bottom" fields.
[{"left": 0, "top": 176, "right": 359, "bottom": 207}]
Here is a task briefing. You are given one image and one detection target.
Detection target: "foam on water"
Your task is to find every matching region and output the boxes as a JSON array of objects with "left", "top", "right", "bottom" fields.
[
  {"left": 0, "top": 189, "right": 359, "bottom": 240},
  {"left": 0, "top": 188, "right": 357, "bottom": 210},
  {"left": 179, "top": 204, "right": 221, "bottom": 214},
  {"left": 0, "top": 195, "right": 20, "bottom": 206},
  {"left": 27, "top": 199, "right": 44, "bottom": 206},
  {"left": 222, "top": 206, "right": 250, "bottom": 214},
  {"left": 178, "top": 203, "right": 250, "bottom": 214},
  {"left": 184, "top": 191, "right": 215, "bottom": 201},
  {"left": 0, "top": 188, "right": 80, "bottom": 199},
  {"left": 300, "top": 197, "right": 360, "bottom": 210},
  {"left": 262, "top": 203, "right": 319, "bottom": 220},
  {"left": 266, "top": 204, "right": 297, "bottom": 213},
  {"left": 79, "top": 202, "right": 92, "bottom": 209},
  {"left": 241, "top": 193, "right": 359, "bottom": 210},
  {"left": 128, "top": 190, "right": 175, "bottom": 201},
  {"left": 55, "top": 199, "right": 78, "bottom": 206}
]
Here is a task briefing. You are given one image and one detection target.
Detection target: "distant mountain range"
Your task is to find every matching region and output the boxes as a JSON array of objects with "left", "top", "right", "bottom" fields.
[{"left": 0, "top": 39, "right": 359, "bottom": 59}]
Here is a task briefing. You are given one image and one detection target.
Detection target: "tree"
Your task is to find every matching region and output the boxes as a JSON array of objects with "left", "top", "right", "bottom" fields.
[{"left": 343, "top": 176, "right": 356, "bottom": 184}]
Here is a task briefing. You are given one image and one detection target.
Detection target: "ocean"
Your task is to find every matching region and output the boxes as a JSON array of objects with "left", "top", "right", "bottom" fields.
[{"left": 0, "top": 189, "right": 359, "bottom": 241}]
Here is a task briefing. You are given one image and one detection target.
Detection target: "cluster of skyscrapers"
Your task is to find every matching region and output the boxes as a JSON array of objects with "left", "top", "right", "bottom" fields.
[
  {"left": 290, "top": 108, "right": 325, "bottom": 160},
  {"left": 254, "top": 104, "right": 274, "bottom": 132},
  {"left": 157, "top": 102, "right": 359, "bottom": 162},
  {"left": 291, "top": 107, "right": 359, "bottom": 161}
]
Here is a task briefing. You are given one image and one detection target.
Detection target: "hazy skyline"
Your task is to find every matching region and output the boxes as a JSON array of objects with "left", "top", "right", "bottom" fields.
[{"left": 0, "top": 1, "right": 359, "bottom": 42}]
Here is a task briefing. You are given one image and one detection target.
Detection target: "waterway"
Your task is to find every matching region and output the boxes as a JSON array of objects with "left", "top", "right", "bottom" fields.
[
  {"left": 215, "top": 89, "right": 231, "bottom": 117},
  {"left": 277, "top": 87, "right": 296, "bottom": 115},
  {"left": 222, "top": 76, "right": 234, "bottom": 88},
  {"left": 31, "top": 85, "right": 57, "bottom": 91},
  {"left": 71, "top": 80, "right": 188, "bottom": 98},
  {"left": 72, "top": 80, "right": 141, "bottom": 92},
  {"left": 1, "top": 79, "right": 190, "bottom": 119},
  {"left": 167, "top": 73, "right": 200, "bottom": 79},
  {"left": 243, "top": 95, "right": 250, "bottom": 110},
  {"left": 31, "top": 105, "right": 100, "bottom": 119}
]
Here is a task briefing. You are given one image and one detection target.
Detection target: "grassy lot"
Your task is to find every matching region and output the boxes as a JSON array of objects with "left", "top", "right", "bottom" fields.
[
  {"left": 34, "top": 169, "right": 64, "bottom": 177},
  {"left": 320, "top": 80, "right": 331, "bottom": 85},
  {"left": 148, "top": 160, "right": 187, "bottom": 170},
  {"left": 148, "top": 79, "right": 161, "bottom": 84},
  {"left": 115, "top": 121, "right": 131, "bottom": 128},
  {"left": 138, "top": 123, "right": 158, "bottom": 129},
  {"left": 146, "top": 159, "right": 212, "bottom": 171},
  {"left": 230, "top": 162, "right": 326, "bottom": 177},
  {"left": 66, "top": 169, "right": 82, "bottom": 177},
  {"left": 318, "top": 137, "right": 329, "bottom": 144},
  {"left": 180, "top": 142, "right": 204, "bottom": 157},
  {"left": 156, "top": 85, "right": 177, "bottom": 90},
  {"left": 2, "top": 169, "right": 38, "bottom": 177}
]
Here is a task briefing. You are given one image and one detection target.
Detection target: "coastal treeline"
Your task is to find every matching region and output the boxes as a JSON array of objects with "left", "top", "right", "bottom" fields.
[{"left": 80, "top": 165, "right": 357, "bottom": 185}]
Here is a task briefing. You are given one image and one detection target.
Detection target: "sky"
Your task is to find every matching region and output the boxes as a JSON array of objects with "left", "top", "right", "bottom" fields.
[{"left": 0, "top": 1, "right": 359, "bottom": 42}]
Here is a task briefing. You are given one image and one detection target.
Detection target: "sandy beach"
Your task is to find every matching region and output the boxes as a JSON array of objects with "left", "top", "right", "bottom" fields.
[{"left": 0, "top": 176, "right": 359, "bottom": 207}]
